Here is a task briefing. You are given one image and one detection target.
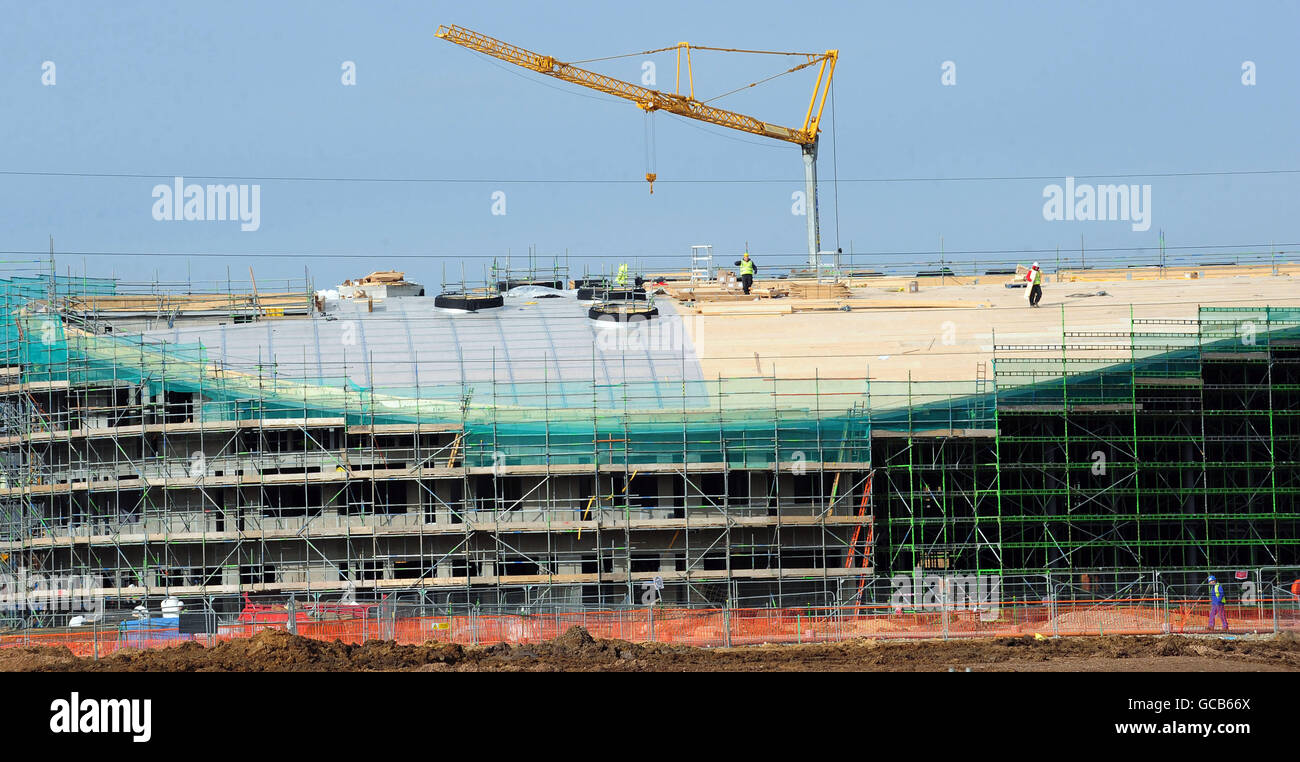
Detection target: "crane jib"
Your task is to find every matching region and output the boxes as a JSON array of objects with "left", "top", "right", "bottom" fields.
[
  {"left": 436, "top": 24, "right": 830, "bottom": 146},
  {"left": 436, "top": 24, "right": 834, "bottom": 262}
]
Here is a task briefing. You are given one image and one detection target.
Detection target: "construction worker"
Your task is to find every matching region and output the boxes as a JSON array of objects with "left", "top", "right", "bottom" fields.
[
  {"left": 1025, "top": 262, "right": 1044, "bottom": 307},
  {"left": 734, "top": 251, "right": 757, "bottom": 295},
  {"left": 615, "top": 263, "right": 629, "bottom": 288},
  {"left": 1207, "top": 574, "right": 1229, "bottom": 632}
]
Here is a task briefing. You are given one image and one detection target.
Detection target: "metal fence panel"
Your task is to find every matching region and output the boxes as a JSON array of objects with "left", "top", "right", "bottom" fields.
[{"left": 6, "top": 569, "right": 1300, "bottom": 657}]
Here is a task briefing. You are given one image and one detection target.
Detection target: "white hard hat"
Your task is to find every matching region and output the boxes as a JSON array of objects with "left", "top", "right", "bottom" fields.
[{"left": 1032, "top": 262, "right": 1039, "bottom": 268}]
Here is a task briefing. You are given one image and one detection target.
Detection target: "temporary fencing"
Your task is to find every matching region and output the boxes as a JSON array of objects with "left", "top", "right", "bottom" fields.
[{"left": 4, "top": 570, "right": 1299, "bottom": 659}]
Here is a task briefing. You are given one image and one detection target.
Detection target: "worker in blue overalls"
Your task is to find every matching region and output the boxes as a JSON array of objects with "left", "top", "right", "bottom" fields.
[{"left": 1207, "top": 574, "right": 1229, "bottom": 632}]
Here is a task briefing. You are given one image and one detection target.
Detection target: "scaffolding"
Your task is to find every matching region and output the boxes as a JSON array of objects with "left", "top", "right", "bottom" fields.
[
  {"left": 0, "top": 268, "right": 878, "bottom": 616},
  {"left": 3, "top": 266, "right": 1300, "bottom": 624},
  {"left": 490, "top": 252, "right": 570, "bottom": 292},
  {"left": 874, "top": 304, "right": 1300, "bottom": 576}
]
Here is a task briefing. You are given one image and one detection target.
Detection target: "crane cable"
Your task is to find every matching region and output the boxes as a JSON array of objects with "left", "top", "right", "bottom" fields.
[
  {"left": 700, "top": 57, "right": 827, "bottom": 104},
  {"left": 570, "top": 45, "right": 823, "bottom": 64},
  {"left": 567, "top": 44, "right": 832, "bottom": 107},
  {"left": 645, "top": 111, "right": 657, "bottom": 194},
  {"left": 566, "top": 44, "right": 828, "bottom": 191}
]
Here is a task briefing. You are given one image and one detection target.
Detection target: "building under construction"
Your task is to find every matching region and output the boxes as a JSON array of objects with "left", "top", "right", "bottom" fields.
[{"left": 3, "top": 258, "right": 1300, "bottom": 618}]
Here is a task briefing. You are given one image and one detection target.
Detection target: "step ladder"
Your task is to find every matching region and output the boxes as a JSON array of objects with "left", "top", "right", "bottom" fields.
[{"left": 689, "top": 245, "right": 713, "bottom": 283}]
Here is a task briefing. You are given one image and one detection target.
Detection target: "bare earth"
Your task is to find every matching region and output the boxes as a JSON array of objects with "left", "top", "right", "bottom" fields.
[{"left": 1, "top": 628, "right": 1297, "bottom": 672}]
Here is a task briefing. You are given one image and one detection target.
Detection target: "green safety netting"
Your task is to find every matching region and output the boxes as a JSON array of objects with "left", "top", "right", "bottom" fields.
[
  {"left": 0, "top": 273, "right": 116, "bottom": 368},
  {"left": 7, "top": 273, "right": 1300, "bottom": 468}
]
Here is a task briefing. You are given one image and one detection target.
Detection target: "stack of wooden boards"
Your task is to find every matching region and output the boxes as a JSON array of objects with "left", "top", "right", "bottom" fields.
[
  {"left": 342, "top": 270, "right": 408, "bottom": 286},
  {"left": 655, "top": 279, "right": 788, "bottom": 301},
  {"left": 1057, "top": 262, "right": 1300, "bottom": 282},
  {"left": 658, "top": 275, "right": 974, "bottom": 315},
  {"left": 785, "top": 281, "right": 851, "bottom": 299},
  {"left": 684, "top": 298, "right": 974, "bottom": 316},
  {"left": 68, "top": 292, "right": 306, "bottom": 314},
  {"left": 656, "top": 275, "right": 852, "bottom": 303}
]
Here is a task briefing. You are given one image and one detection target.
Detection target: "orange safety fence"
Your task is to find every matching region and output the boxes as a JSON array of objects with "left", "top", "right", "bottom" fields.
[
  {"left": 4, "top": 597, "right": 1298, "bottom": 657},
  {"left": 1166, "top": 599, "right": 1284, "bottom": 635}
]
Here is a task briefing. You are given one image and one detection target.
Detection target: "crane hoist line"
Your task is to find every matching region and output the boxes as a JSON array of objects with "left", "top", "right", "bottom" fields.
[{"left": 435, "top": 24, "right": 839, "bottom": 267}]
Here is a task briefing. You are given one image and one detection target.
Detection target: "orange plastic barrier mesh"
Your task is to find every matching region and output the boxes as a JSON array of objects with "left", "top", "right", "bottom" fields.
[{"left": 3, "top": 599, "right": 1297, "bottom": 657}]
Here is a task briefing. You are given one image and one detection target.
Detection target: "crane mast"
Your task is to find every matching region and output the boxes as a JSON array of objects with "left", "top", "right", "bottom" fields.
[{"left": 436, "top": 24, "right": 838, "bottom": 266}]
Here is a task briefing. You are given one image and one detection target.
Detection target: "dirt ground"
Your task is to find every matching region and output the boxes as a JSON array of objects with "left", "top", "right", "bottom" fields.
[{"left": 2, "top": 627, "right": 1298, "bottom": 672}]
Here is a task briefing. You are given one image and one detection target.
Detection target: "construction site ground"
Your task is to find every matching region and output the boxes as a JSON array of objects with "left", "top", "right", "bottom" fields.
[{"left": 2, "top": 627, "right": 1297, "bottom": 672}]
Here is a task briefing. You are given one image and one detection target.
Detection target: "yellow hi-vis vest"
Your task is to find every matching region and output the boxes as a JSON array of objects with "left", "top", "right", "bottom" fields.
[{"left": 739, "top": 258, "right": 755, "bottom": 276}]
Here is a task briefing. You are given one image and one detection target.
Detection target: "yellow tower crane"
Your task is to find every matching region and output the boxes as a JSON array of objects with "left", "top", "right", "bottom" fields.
[{"left": 435, "top": 24, "right": 838, "bottom": 267}]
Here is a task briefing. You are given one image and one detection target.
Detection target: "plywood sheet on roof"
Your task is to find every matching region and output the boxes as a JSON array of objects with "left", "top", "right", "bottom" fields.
[{"left": 679, "top": 272, "right": 1300, "bottom": 383}]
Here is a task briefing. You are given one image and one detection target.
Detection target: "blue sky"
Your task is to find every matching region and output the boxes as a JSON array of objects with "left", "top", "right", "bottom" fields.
[{"left": 1, "top": 0, "right": 1297, "bottom": 290}]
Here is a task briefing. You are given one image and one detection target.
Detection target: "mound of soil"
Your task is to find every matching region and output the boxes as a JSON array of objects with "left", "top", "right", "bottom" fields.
[
  {"left": 0, "top": 629, "right": 466, "bottom": 672},
  {"left": 3, "top": 627, "right": 1298, "bottom": 672},
  {"left": 0, "top": 645, "right": 82, "bottom": 672}
]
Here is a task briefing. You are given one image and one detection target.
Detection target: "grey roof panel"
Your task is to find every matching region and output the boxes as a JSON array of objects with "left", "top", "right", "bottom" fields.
[{"left": 135, "top": 294, "right": 704, "bottom": 399}]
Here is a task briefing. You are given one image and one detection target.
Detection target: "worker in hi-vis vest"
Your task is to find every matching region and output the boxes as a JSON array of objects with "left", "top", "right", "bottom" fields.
[
  {"left": 1207, "top": 574, "right": 1229, "bottom": 632},
  {"left": 615, "top": 263, "right": 629, "bottom": 288},
  {"left": 1025, "top": 262, "right": 1043, "bottom": 307},
  {"left": 734, "top": 251, "right": 757, "bottom": 295}
]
